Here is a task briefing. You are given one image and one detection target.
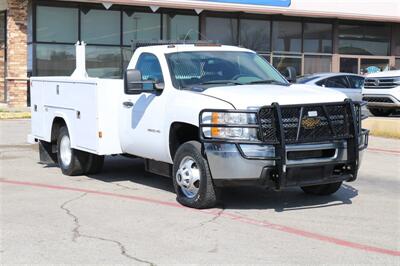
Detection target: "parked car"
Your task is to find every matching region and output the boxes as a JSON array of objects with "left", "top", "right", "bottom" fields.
[
  {"left": 28, "top": 42, "right": 369, "bottom": 209},
  {"left": 362, "top": 70, "right": 400, "bottom": 117},
  {"left": 297, "top": 73, "right": 364, "bottom": 102}
]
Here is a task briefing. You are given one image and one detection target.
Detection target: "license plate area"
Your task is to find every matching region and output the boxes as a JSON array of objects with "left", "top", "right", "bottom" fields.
[{"left": 287, "top": 148, "right": 336, "bottom": 160}]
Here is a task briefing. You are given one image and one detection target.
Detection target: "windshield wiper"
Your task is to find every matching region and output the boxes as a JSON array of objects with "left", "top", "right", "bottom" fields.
[
  {"left": 200, "top": 80, "right": 244, "bottom": 85},
  {"left": 247, "top": 80, "right": 289, "bottom": 86}
]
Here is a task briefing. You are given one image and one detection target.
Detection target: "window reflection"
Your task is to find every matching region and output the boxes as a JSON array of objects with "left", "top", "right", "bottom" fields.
[
  {"left": 272, "top": 55, "right": 302, "bottom": 76},
  {"left": 37, "top": 6, "right": 78, "bottom": 43},
  {"left": 123, "top": 11, "right": 161, "bottom": 45},
  {"left": 338, "top": 24, "right": 390, "bottom": 56},
  {"left": 240, "top": 19, "right": 270, "bottom": 52},
  {"left": 304, "top": 55, "right": 332, "bottom": 74},
  {"left": 204, "top": 17, "right": 238, "bottom": 45},
  {"left": 163, "top": 14, "right": 199, "bottom": 41},
  {"left": 81, "top": 9, "right": 120, "bottom": 45},
  {"left": 35, "top": 44, "right": 76, "bottom": 76},
  {"left": 303, "top": 23, "right": 332, "bottom": 53},
  {"left": 86, "top": 46, "right": 122, "bottom": 78},
  {"left": 272, "top": 21, "right": 302, "bottom": 52}
]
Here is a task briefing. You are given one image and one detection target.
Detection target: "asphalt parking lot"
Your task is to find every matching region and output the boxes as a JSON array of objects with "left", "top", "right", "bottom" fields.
[{"left": 0, "top": 119, "right": 399, "bottom": 265}]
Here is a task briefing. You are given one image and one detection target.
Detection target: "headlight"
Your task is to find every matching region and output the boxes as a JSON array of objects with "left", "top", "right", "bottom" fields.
[{"left": 201, "top": 111, "right": 259, "bottom": 141}]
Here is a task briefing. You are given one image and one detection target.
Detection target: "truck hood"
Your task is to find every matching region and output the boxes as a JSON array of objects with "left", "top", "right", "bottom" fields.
[
  {"left": 201, "top": 84, "right": 347, "bottom": 109},
  {"left": 366, "top": 70, "right": 400, "bottom": 78}
]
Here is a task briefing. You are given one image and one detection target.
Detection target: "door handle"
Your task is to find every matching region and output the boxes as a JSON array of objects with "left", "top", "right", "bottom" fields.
[{"left": 123, "top": 101, "right": 134, "bottom": 108}]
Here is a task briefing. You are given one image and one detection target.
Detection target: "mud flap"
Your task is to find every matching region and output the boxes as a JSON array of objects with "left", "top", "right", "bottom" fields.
[{"left": 39, "top": 141, "right": 58, "bottom": 164}]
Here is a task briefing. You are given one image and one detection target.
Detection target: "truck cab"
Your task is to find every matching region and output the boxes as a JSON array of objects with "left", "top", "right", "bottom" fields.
[{"left": 29, "top": 42, "right": 369, "bottom": 209}]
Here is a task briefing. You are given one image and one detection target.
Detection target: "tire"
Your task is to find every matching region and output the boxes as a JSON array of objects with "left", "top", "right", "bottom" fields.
[
  {"left": 56, "top": 126, "right": 88, "bottom": 176},
  {"left": 172, "top": 141, "right": 217, "bottom": 209},
  {"left": 368, "top": 108, "right": 393, "bottom": 117},
  {"left": 301, "top": 182, "right": 342, "bottom": 196},
  {"left": 84, "top": 153, "right": 105, "bottom": 175}
]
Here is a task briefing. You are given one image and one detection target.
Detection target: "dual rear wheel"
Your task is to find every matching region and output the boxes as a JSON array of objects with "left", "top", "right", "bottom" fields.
[{"left": 57, "top": 126, "right": 104, "bottom": 176}]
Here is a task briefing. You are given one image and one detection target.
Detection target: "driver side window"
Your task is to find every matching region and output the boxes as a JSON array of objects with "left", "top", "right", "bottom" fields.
[{"left": 135, "top": 53, "right": 164, "bottom": 90}]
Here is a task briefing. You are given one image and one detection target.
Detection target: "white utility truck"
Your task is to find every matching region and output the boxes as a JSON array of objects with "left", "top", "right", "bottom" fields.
[
  {"left": 363, "top": 70, "right": 400, "bottom": 117},
  {"left": 29, "top": 42, "right": 369, "bottom": 209}
]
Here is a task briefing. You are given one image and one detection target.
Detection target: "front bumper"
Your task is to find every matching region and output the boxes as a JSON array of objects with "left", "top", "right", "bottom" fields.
[
  {"left": 204, "top": 129, "right": 368, "bottom": 188},
  {"left": 200, "top": 100, "right": 369, "bottom": 189},
  {"left": 363, "top": 94, "right": 400, "bottom": 108}
]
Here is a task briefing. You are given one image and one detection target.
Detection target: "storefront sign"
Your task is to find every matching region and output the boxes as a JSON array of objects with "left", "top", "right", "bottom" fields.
[{"left": 196, "top": 0, "right": 291, "bottom": 7}]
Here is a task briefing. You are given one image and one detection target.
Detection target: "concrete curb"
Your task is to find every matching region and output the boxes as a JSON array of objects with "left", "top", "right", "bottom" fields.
[{"left": 363, "top": 117, "right": 400, "bottom": 139}]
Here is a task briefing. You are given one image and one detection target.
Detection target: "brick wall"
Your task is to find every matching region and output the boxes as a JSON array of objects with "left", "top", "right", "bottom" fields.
[{"left": 6, "top": 0, "right": 28, "bottom": 107}]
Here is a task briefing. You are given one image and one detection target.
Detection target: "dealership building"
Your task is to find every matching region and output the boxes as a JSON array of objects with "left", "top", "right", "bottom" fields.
[{"left": 0, "top": 0, "right": 399, "bottom": 106}]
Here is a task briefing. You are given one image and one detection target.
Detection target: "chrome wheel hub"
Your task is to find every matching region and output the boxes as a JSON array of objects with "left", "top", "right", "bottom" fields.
[
  {"left": 60, "top": 135, "right": 72, "bottom": 167},
  {"left": 176, "top": 156, "right": 200, "bottom": 198}
]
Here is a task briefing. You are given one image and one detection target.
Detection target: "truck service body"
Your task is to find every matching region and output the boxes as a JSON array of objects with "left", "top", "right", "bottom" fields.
[{"left": 29, "top": 42, "right": 369, "bottom": 208}]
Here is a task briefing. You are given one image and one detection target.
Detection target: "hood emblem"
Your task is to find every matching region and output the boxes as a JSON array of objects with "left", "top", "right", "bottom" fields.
[
  {"left": 373, "top": 79, "right": 380, "bottom": 86},
  {"left": 302, "top": 117, "right": 321, "bottom": 129}
]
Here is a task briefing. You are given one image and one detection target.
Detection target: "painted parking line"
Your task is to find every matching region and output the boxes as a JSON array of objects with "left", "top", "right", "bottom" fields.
[{"left": 1, "top": 178, "right": 399, "bottom": 257}]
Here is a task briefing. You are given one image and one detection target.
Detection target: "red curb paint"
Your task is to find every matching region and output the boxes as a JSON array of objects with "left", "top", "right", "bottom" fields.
[
  {"left": 368, "top": 147, "right": 400, "bottom": 155},
  {"left": 1, "top": 178, "right": 399, "bottom": 257}
]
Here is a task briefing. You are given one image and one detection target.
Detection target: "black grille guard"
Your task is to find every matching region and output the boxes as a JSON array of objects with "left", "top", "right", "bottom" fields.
[{"left": 199, "top": 100, "right": 369, "bottom": 189}]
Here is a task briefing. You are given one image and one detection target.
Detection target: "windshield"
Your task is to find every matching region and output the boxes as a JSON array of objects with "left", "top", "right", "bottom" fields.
[
  {"left": 297, "top": 75, "right": 321, "bottom": 84},
  {"left": 165, "top": 51, "right": 288, "bottom": 89}
]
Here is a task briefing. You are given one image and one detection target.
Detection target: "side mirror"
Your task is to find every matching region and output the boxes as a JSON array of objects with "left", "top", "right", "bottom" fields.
[
  {"left": 124, "top": 69, "right": 164, "bottom": 94},
  {"left": 283, "top": 66, "right": 297, "bottom": 83},
  {"left": 125, "top": 69, "right": 144, "bottom": 94}
]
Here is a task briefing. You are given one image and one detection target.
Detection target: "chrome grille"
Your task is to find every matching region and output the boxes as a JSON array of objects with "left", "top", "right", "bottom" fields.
[{"left": 364, "top": 77, "right": 398, "bottom": 89}]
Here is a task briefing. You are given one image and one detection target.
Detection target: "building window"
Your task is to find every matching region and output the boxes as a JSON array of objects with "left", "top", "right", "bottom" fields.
[
  {"left": 304, "top": 55, "right": 332, "bottom": 75},
  {"left": 272, "top": 54, "right": 302, "bottom": 77},
  {"left": 86, "top": 46, "right": 122, "bottom": 78},
  {"left": 272, "top": 21, "right": 302, "bottom": 53},
  {"left": 338, "top": 24, "right": 391, "bottom": 56},
  {"left": 393, "top": 24, "right": 400, "bottom": 56},
  {"left": 81, "top": 8, "right": 120, "bottom": 45},
  {"left": 123, "top": 11, "right": 161, "bottom": 45},
  {"left": 35, "top": 44, "right": 76, "bottom": 76},
  {"left": 395, "top": 58, "right": 400, "bottom": 69},
  {"left": 163, "top": 14, "right": 199, "bottom": 41},
  {"left": 36, "top": 6, "right": 78, "bottom": 43},
  {"left": 360, "top": 58, "right": 390, "bottom": 75},
  {"left": 303, "top": 22, "right": 332, "bottom": 53},
  {"left": 239, "top": 19, "right": 270, "bottom": 52},
  {"left": 204, "top": 16, "right": 238, "bottom": 45}
]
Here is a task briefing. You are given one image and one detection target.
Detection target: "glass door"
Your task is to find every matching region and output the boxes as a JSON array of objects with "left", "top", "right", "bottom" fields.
[{"left": 340, "top": 57, "right": 358, "bottom": 74}]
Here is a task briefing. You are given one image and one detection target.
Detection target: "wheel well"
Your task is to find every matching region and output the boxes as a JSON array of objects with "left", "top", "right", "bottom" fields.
[
  {"left": 169, "top": 122, "right": 199, "bottom": 160},
  {"left": 51, "top": 117, "right": 67, "bottom": 143}
]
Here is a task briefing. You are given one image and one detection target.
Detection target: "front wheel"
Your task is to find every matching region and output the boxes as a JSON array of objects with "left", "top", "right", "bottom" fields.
[
  {"left": 172, "top": 141, "right": 217, "bottom": 209},
  {"left": 301, "top": 182, "right": 342, "bottom": 195}
]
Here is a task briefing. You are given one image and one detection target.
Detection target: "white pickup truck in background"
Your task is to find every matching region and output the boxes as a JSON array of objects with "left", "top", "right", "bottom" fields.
[
  {"left": 29, "top": 42, "right": 369, "bottom": 209},
  {"left": 362, "top": 70, "right": 400, "bottom": 117}
]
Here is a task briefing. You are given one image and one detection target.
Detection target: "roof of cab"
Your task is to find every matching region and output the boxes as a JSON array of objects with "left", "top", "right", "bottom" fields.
[{"left": 135, "top": 44, "right": 254, "bottom": 54}]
